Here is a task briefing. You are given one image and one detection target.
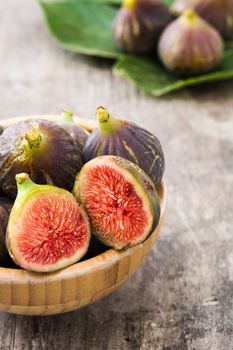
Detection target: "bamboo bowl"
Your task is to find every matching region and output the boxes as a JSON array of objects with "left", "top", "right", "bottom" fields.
[{"left": 0, "top": 116, "right": 167, "bottom": 316}]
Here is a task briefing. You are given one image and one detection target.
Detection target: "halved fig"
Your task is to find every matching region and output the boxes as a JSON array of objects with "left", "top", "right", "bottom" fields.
[
  {"left": 59, "top": 111, "right": 89, "bottom": 151},
  {"left": 83, "top": 107, "right": 165, "bottom": 187},
  {"left": 73, "top": 156, "right": 160, "bottom": 250},
  {"left": 0, "top": 119, "right": 83, "bottom": 198},
  {"left": 7, "top": 173, "right": 91, "bottom": 272}
]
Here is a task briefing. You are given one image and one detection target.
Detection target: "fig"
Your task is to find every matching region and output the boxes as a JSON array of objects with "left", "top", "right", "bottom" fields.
[
  {"left": 171, "top": 0, "right": 190, "bottom": 16},
  {"left": 0, "top": 197, "right": 13, "bottom": 263},
  {"left": 0, "top": 119, "right": 83, "bottom": 198},
  {"left": 7, "top": 173, "right": 91, "bottom": 272},
  {"left": 73, "top": 155, "right": 160, "bottom": 250},
  {"left": 113, "top": 0, "right": 172, "bottom": 54},
  {"left": 0, "top": 126, "right": 3, "bottom": 136},
  {"left": 158, "top": 9, "right": 224, "bottom": 76},
  {"left": 83, "top": 106, "right": 165, "bottom": 187},
  {"left": 59, "top": 111, "right": 89, "bottom": 151},
  {"left": 82, "top": 236, "right": 109, "bottom": 261},
  {"left": 171, "top": 0, "right": 233, "bottom": 39}
]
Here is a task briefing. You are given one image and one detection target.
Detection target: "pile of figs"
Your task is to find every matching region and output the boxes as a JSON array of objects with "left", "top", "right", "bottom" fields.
[
  {"left": 113, "top": 0, "right": 233, "bottom": 75},
  {"left": 0, "top": 109, "right": 164, "bottom": 273}
]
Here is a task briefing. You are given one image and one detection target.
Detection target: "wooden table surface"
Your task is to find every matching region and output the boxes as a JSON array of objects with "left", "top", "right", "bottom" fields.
[{"left": 1, "top": 1, "right": 233, "bottom": 349}]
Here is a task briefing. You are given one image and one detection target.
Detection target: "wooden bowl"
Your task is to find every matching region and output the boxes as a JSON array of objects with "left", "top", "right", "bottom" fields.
[{"left": 0, "top": 116, "right": 167, "bottom": 316}]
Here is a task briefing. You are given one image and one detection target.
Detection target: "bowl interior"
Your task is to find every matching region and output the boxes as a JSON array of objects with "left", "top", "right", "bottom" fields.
[{"left": 0, "top": 115, "right": 167, "bottom": 315}]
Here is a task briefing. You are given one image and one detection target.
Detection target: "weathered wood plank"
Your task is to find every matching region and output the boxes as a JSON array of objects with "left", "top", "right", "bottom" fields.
[{"left": 0, "top": 0, "right": 233, "bottom": 349}]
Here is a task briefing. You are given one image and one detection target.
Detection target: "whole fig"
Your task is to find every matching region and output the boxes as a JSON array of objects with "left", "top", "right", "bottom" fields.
[
  {"left": 172, "top": 0, "right": 233, "bottom": 39},
  {"left": 59, "top": 111, "right": 89, "bottom": 152},
  {"left": 158, "top": 9, "right": 224, "bottom": 76},
  {"left": 83, "top": 106, "right": 165, "bottom": 187},
  {"left": 113, "top": 0, "right": 172, "bottom": 54},
  {"left": 0, "top": 119, "right": 83, "bottom": 198}
]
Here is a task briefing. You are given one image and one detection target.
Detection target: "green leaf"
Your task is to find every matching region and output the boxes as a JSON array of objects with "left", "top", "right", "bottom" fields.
[
  {"left": 113, "top": 50, "right": 233, "bottom": 96},
  {"left": 161, "top": 0, "right": 173, "bottom": 6},
  {"left": 38, "top": 0, "right": 174, "bottom": 59},
  {"left": 81, "top": 0, "right": 121, "bottom": 4},
  {"left": 226, "top": 40, "right": 233, "bottom": 49},
  {"left": 39, "top": 0, "right": 121, "bottom": 59}
]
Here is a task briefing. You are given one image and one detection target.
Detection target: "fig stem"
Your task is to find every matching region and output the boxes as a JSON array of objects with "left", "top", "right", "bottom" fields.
[
  {"left": 25, "top": 129, "right": 42, "bottom": 149},
  {"left": 16, "top": 173, "right": 37, "bottom": 198},
  {"left": 97, "top": 106, "right": 121, "bottom": 135},
  {"left": 182, "top": 9, "right": 198, "bottom": 23},
  {"left": 123, "top": 0, "right": 136, "bottom": 9},
  {"left": 60, "top": 110, "right": 74, "bottom": 123}
]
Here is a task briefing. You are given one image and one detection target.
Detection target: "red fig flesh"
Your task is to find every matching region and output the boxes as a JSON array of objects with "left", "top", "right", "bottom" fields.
[
  {"left": 7, "top": 174, "right": 90, "bottom": 272},
  {"left": 73, "top": 156, "right": 160, "bottom": 250}
]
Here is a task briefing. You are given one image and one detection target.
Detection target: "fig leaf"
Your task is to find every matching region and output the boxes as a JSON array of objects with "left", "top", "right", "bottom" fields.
[
  {"left": 113, "top": 49, "right": 233, "bottom": 96},
  {"left": 39, "top": 0, "right": 233, "bottom": 96},
  {"left": 38, "top": 0, "right": 121, "bottom": 59}
]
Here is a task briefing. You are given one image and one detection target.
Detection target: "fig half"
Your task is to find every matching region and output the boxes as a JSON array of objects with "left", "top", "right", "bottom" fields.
[
  {"left": 59, "top": 111, "right": 89, "bottom": 152},
  {"left": 158, "top": 9, "right": 224, "bottom": 75},
  {"left": 83, "top": 107, "right": 165, "bottom": 187},
  {"left": 113, "top": 0, "right": 172, "bottom": 54},
  {"left": 73, "top": 156, "right": 160, "bottom": 250},
  {"left": 172, "top": 0, "right": 233, "bottom": 39},
  {"left": 0, "top": 119, "right": 83, "bottom": 198},
  {"left": 7, "top": 173, "right": 91, "bottom": 272}
]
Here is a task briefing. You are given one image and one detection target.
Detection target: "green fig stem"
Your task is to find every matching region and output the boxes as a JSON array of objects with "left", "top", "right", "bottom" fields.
[
  {"left": 16, "top": 173, "right": 37, "bottom": 199},
  {"left": 123, "top": 0, "right": 136, "bottom": 9},
  {"left": 182, "top": 9, "right": 199, "bottom": 24},
  {"left": 97, "top": 106, "right": 122, "bottom": 135},
  {"left": 60, "top": 110, "right": 74, "bottom": 123},
  {"left": 24, "top": 129, "right": 42, "bottom": 149}
]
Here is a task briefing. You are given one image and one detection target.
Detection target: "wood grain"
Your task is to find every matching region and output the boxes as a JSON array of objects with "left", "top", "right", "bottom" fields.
[{"left": 0, "top": 0, "right": 233, "bottom": 348}]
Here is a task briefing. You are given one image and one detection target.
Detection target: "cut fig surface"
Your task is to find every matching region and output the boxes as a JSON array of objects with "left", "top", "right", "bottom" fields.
[
  {"left": 7, "top": 174, "right": 90, "bottom": 272},
  {"left": 74, "top": 156, "right": 160, "bottom": 249}
]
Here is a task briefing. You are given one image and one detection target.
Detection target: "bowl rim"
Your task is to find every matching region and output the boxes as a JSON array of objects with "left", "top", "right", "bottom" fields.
[{"left": 0, "top": 115, "right": 167, "bottom": 283}]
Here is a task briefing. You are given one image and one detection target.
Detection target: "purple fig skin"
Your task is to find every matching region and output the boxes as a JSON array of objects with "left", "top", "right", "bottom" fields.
[
  {"left": 83, "top": 107, "right": 165, "bottom": 188},
  {"left": 0, "top": 119, "right": 83, "bottom": 198},
  {"left": 0, "top": 197, "right": 13, "bottom": 263},
  {"left": 113, "top": 0, "right": 172, "bottom": 54},
  {"left": 171, "top": 0, "right": 233, "bottom": 39},
  {"left": 158, "top": 9, "right": 224, "bottom": 76},
  {"left": 59, "top": 111, "right": 89, "bottom": 152}
]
